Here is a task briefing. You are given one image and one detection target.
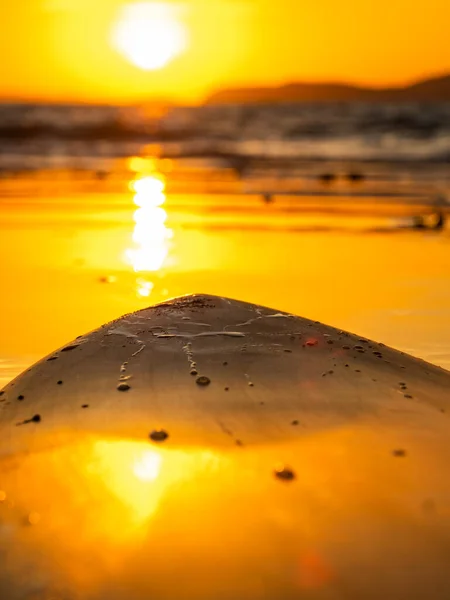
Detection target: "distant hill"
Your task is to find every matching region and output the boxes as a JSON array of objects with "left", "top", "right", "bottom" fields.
[{"left": 206, "top": 74, "right": 450, "bottom": 104}]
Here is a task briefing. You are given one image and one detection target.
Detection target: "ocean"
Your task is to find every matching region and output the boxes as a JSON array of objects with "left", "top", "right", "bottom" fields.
[{"left": 0, "top": 101, "right": 449, "bottom": 169}]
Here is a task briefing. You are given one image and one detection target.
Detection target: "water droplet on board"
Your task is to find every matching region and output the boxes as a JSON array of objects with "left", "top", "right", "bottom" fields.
[
  {"left": 28, "top": 512, "right": 41, "bottom": 525},
  {"left": 274, "top": 465, "right": 296, "bottom": 481},
  {"left": 19, "top": 414, "right": 41, "bottom": 426},
  {"left": 393, "top": 449, "right": 407, "bottom": 458},
  {"left": 117, "top": 383, "right": 131, "bottom": 392},
  {"left": 149, "top": 430, "right": 169, "bottom": 442},
  {"left": 196, "top": 376, "right": 211, "bottom": 387}
]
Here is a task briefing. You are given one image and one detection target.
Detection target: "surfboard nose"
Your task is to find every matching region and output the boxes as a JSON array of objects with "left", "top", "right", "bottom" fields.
[{"left": 1, "top": 294, "right": 450, "bottom": 600}]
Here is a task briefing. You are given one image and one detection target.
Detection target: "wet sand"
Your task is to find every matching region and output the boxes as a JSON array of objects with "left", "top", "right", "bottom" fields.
[{"left": 1, "top": 182, "right": 449, "bottom": 385}]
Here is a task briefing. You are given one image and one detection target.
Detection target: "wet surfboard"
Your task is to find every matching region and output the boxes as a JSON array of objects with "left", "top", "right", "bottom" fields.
[{"left": 0, "top": 294, "right": 449, "bottom": 600}]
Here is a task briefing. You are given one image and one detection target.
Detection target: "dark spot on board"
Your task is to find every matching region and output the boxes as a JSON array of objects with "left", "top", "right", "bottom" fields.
[
  {"left": 422, "top": 498, "right": 436, "bottom": 515},
  {"left": 327, "top": 340, "right": 334, "bottom": 345},
  {"left": 392, "top": 449, "right": 407, "bottom": 458},
  {"left": 274, "top": 465, "right": 296, "bottom": 481},
  {"left": 117, "top": 383, "right": 131, "bottom": 392},
  {"left": 0, "top": 392, "right": 4, "bottom": 397},
  {"left": 57, "top": 381, "right": 63, "bottom": 385},
  {"left": 235, "top": 440, "right": 243, "bottom": 447},
  {"left": 17, "top": 414, "right": 41, "bottom": 426},
  {"left": 345, "top": 364, "right": 349, "bottom": 368},
  {"left": 404, "top": 394, "right": 413, "bottom": 399},
  {"left": 224, "top": 387, "right": 229, "bottom": 391},
  {"left": 357, "top": 350, "right": 365, "bottom": 354},
  {"left": 149, "top": 430, "right": 169, "bottom": 442},
  {"left": 353, "top": 345, "right": 364, "bottom": 350},
  {"left": 17, "top": 395, "right": 24, "bottom": 401},
  {"left": 441, "top": 409, "right": 446, "bottom": 413},
  {"left": 284, "top": 349, "right": 292, "bottom": 353},
  {"left": 260, "top": 401, "right": 265, "bottom": 406},
  {"left": 355, "top": 369, "right": 361, "bottom": 373},
  {"left": 190, "top": 370, "right": 198, "bottom": 376},
  {"left": 47, "top": 357, "right": 58, "bottom": 362},
  {"left": 196, "top": 376, "right": 211, "bottom": 387},
  {"left": 223, "top": 361, "right": 228, "bottom": 366},
  {"left": 81, "top": 405, "right": 89, "bottom": 409},
  {"left": 291, "top": 420, "right": 299, "bottom": 426},
  {"left": 219, "top": 422, "right": 233, "bottom": 437},
  {"left": 61, "top": 345, "right": 79, "bottom": 352}
]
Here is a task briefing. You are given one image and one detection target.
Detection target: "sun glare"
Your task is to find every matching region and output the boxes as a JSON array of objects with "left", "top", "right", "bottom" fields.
[
  {"left": 125, "top": 171, "right": 173, "bottom": 298},
  {"left": 112, "top": 2, "right": 187, "bottom": 71}
]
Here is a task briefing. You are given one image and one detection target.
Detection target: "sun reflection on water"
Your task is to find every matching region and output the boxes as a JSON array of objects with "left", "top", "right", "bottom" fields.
[{"left": 125, "top": 169, "right": 172, "bottom": 298}]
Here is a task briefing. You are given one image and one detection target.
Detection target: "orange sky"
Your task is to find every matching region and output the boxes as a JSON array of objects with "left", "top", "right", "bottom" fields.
[{"left": 1, "top": 0, "right": 449, "bottom": 104}]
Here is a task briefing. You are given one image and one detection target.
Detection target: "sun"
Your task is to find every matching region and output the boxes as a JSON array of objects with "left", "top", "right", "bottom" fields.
[{"left": 112, "top": 2, "right": 187, "bottom": 71}]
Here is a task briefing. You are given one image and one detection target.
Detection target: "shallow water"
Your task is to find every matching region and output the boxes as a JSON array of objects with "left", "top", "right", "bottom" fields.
[{"left": 0, "top": 171, "right": 449, "bottom": 387}]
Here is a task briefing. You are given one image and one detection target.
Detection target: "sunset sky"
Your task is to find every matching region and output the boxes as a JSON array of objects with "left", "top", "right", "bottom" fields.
[{"left": 1, "top": 0, "right": 449, "bottom": 104}]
